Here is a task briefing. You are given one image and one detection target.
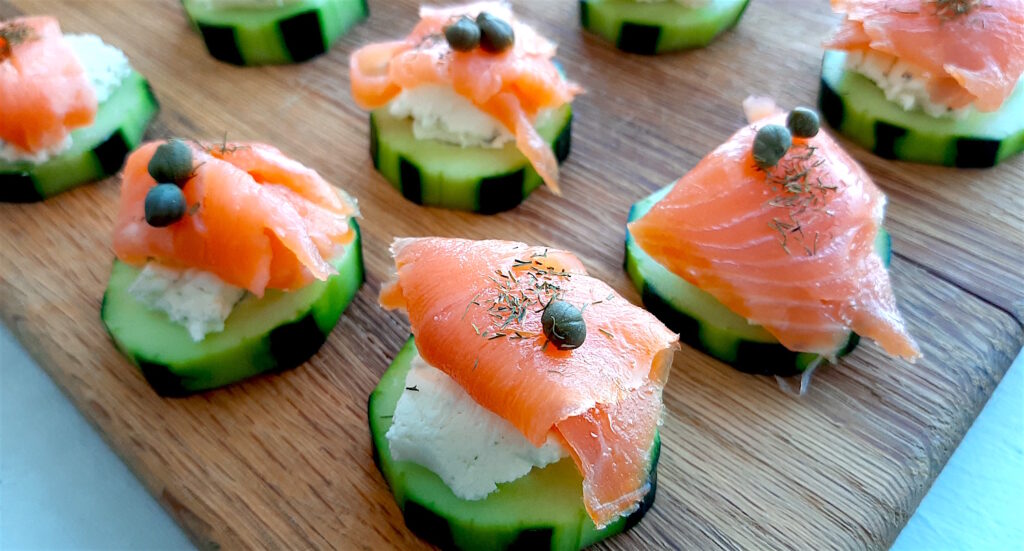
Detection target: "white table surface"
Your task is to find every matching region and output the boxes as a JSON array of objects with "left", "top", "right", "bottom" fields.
[{"left": 2, "top": 324, "right": 1021, "bottom": 550}]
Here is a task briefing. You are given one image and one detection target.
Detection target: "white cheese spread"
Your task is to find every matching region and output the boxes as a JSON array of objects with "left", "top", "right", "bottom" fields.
[
  {"left": 845, "top": 49, "right": 968, "bottom": 119},
  {"left": 387, "top": 85, "right": 516, "bottom": 149},
  {"left": 386, "top": 352, "right": 568, "bottom": 500},
  {"left": 128, "top": 263, "right": 246, "bottom": 342}
]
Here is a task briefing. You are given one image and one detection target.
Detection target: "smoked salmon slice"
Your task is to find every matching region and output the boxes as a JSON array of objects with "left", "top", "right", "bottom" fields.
[
  {"left": 825, "top": 0, "right": 1024, "bottom": 111},
  {"left": 628, "top": 108, "right": 921, "bottom": 362},
  {"left": 350, "top": 2, "right": 581, "bottom": 193},
  {"left": 380, "top": 237, "right": 678, "bottom": 528},
  {"left": 0, "top": 16, "right": 97, "bottom": 154},
  {"left": 113, "top": 141, "right": 357, "bottom": 296}
]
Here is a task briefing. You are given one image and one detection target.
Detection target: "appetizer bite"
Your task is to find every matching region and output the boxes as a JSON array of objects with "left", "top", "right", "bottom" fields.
[
  {"left": 350, "top": 2, "right": 581, "bottom": 213},
  {"left": 371, "top": 237, "right": 678, "bottom": 550},
  {"left": 1, "top": 17, "right": 158, "bottom": 202},
  {"left": 183, "top": 0, "right": 367, "bottom": 65},
  {"left": 102, "top": 139, "right": 363, "bottom": 396},
  {"left": 579, "top": 0, "right": 749, "bottom": 55},
  {"left": 820, "top": 0, "right": 1024, "bottom": 167},
  {"left": 626, "top": 99, "right": 920, "bottom": 379}
]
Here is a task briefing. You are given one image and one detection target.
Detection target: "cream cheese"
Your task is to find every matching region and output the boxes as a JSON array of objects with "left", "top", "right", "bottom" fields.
[
  {"left": 128, "top": 263, "right": 246, "bottom": 342},
  {"left": 387, "top": 85, "right": 515, "bottom": 149},
  {"left": 386, "top": 352, "right": 568, "bottom": 500}
]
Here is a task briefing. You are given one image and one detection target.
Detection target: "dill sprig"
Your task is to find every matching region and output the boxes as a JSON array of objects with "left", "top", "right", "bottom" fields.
[
  {"left": 204, "top": 132, "right": 250, "bottom": 155},
  {"left": 0, "top": 22, "right": 36, "bottom": 61},
  {"left": 932, "top": 0, "right": 981, "bottom": 19},
  {"left": 465, "top": 251, "right": 576, "bottom": 348},
  {"left": 760, "top": 144, "right": 840, "bottom": 256}
]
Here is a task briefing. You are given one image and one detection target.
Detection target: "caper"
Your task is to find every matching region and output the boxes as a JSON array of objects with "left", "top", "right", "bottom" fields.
[
  {"left": 477, "top": 12, "right": 514, "bottom": 53},
  {"left": 752, "top": 124, "right": 792, "bottom": 169},
  {"left": 541, "top": 300, "right": 586, "bottom": 350},
  {"left": 144, "top": 183, "right": 186, "bottom": 227},
  {"left": 147, "top": 139, "right": 194, "bottom": 186},
  {"left": 786, "top": 107, "right": 820, "bottom": 139},
  {"left": 444, "top": 16, "right": 480, "bottom": 52}
]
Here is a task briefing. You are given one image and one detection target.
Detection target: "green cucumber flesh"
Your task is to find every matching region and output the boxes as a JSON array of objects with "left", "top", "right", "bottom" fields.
[
  {"left": 579, "top": 0, "right": 749, "bottom": 55},
  {"left": 0, "top": 71, "right": 158, "bottom": 203},
  {"left": 819, "top": 50, "right": 1024, "bottom": 168},
  {"left": 369, "top": 337, "right": 659, "bottom": 551},
  {"left": 370, "top": 103, "right": 572, "bottom": 214},
  {"left": 184, "top": 0, "right": 368, "bottom": 65},
  {"left": 101, "top": 220, "right": 363, "bottom": 396},
  {"left": 625, "top": 186, "right": 892, "bottom": 376}
]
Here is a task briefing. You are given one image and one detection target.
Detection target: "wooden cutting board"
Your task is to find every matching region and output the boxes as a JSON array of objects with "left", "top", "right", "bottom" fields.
[{"left": 2, "top": 1, "right": 1022, "bottom": 549}]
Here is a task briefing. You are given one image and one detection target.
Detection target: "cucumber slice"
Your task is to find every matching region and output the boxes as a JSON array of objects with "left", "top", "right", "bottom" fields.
[
  {"left": 369, "top": 337, "right": 659, "bottom": 551},
  {"left": 369, "top": 103, "right": 572, "bottom": 214},
  {"left": 625, "top": 186, "right": 892, "bottom": 376},
  {"left": 0, "top": 71, "right": 159, "bottom": 203},
  {"left": 183, "top": 0, "right": 368, "bottom": 65},
  {"left": 101, "top": 220, "right": 363, "bottom": 396},
  {"left": 819, "top": 50, "right": 1024, "bottom": 168},
  {"left": 579, "top": 0, "right": 749, "bottom": 55}
]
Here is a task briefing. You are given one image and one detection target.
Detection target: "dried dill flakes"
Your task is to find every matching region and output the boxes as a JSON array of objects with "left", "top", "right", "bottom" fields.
[
  {"left": 933, "top": 0, "right": 980, "bottom": 19},
  {"left": 206, "top": 132, "right": 250, "bottom": 155},
  {"left": 0, "top": 22, "right": 36, "bottom": 61},
  {"left": 762, "top": 142, "right": 840, "bottom": 257},
  {"left": 464, "top": 250, "right": 578, "bottom": 342}
]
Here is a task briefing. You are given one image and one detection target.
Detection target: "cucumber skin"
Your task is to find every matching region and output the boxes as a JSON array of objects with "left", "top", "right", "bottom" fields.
[
  {"left": 579, "top": 0, "right": 749, "bottom": 55},
  {"left": 819, "top": 50, "right": 1024, "bottom": 168},
  {"left": 101, "top": 221, "right": 363, "bottom": 397},
  {"left": 369, "top": 104, "right": 572, "bottom": 214},
  {"left": 0, "top": 71, "right": 159, "bottom": 203},
  {"left": 184, "top": 0, "right": 368, "bottom": 66},
  {"left": 369, "top": 337, "right": 658, "bottom": 551},
  {"left": 624, "top": 186, "right": 891, "bottom": 376}
]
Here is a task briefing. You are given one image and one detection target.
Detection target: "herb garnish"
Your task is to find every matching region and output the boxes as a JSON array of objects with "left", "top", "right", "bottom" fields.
[
  {"left": 0, "top": 22, "right": 36, "bottom": 62},
  {"left": 761, "top": 143, "right": 839, "bottom": 256},
  {"left": 932, "top": 0, "right": 981, "bottom": 19},
  {"left": 753, "top": 108, "right": 840, "bottom": 256},
  {"left": 462, "top": 247, "right": 603, "bottom": 357},
  {"left": 206, "top": 132, "right": 250, "bottom": 155}
]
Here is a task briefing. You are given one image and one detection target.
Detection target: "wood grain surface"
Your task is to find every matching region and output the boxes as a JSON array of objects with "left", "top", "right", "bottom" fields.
[{"left": 2, "top": 1, "right": 1023, "bottom": 549}]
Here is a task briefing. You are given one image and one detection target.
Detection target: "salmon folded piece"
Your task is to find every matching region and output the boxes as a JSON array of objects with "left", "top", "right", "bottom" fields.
[
  {"left": 381, "top": 237, "right": 678, "bottom": 527},
  {"left": 629, "top": 105, "right": 920, "bottom": 363},
  {"left": 350, "top": 2, "right": 581, "bottom": 193},
  {"left": 0, "top": 16, "right": 96, "bottom": 154},
  {"left": 826, "top": 0, "right": 1024, "bottom": 111},
  {"left": 113, "top": 141, "right": 357, "bottom": 296}
]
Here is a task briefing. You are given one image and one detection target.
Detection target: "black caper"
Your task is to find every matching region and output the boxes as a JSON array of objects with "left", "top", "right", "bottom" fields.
[
  {"left": 444, "top": 16, "right": 480, "bottom": 52},
  {"left": 148, "top": 139, "right": 194, "bottom": 186},
  {"left": 786, "top": 107, "right": 820, "bottom": 139},
  {"left": 752, "top": 124, "right": 792, "bottom": 169},
  {"left": 541, "top": 300, "right": 586, "bottom": 350},
  {"left": 144, "top": 183, "right": 186, "bottom": 227},
  {"left": 477, "top": 12, "right": 514, "bottom": 53}
]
